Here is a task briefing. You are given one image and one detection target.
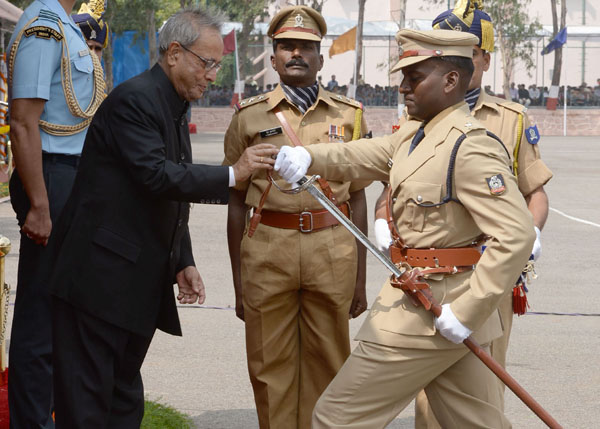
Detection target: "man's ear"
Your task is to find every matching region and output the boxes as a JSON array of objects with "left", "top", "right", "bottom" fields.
[
  {"left": 483, "top": 52, "right": 491, "bottom": 72},
  {"left": 166, "top": 41, "right": 181, "bottom": 67},
  {"left": 318, "top": 54, "right": 324, "bottom": 71},
  {"left": 270, "top": 55, "right": 276, "bottom": 70},
  {"left": 444, "top": 70, "right": 460, "bottom": 94}
]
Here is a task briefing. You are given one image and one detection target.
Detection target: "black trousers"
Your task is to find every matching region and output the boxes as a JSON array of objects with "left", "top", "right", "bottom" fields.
[
  {"left": 52, "top": 297, "right": 153, "bottom": 428},
  {"left": 8, "top": 155, "right": 79, "bottom": 429}
]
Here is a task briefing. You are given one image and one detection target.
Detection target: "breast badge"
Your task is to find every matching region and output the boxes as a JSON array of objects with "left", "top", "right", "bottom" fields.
[
  {"left": 486, "top": 174, "right": 506, "bottom": 195},
  {"left": 328, "top": 124, "right": 345, "bottom": 142}
]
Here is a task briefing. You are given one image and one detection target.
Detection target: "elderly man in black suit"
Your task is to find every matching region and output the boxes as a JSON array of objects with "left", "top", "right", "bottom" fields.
[{"left": 48, "top": 7, "right": 278, "bottom": 427}]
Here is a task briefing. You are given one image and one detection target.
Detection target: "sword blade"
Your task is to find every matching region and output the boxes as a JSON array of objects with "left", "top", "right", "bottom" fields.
[{"left": 297, "top": 176, "right": 403, "bottom": 278}]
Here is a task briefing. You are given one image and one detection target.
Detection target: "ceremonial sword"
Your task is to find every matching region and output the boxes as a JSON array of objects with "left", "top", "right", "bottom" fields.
[{"left": 276, "top": 175, "right": 562, "bottom": 429}]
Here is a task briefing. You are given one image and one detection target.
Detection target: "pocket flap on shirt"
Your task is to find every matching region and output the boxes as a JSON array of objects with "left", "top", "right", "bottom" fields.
[
  {"left": 72, "top": 55, "right": 93, "bottom": 74},
  {"left": 92, "top": 227, "right": 141, "bottom": 263}
]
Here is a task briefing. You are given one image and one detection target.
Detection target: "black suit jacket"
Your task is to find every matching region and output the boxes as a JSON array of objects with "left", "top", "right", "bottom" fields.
[{"left": 50, "top": 65, "right": 229, "bottom": 337}]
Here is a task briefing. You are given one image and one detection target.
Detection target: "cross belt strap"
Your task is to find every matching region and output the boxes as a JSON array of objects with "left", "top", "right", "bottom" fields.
[{"left": 247, "top": 105, "right": 340, "bottom": 238}]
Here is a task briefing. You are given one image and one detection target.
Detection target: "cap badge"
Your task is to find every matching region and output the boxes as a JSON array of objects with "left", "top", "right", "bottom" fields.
[
  {"left": 453, "top": 24, "right": 462, "bottom": 31},
  {"left": 294, "top": 14, "right": 304, "bottom": 28},
  {"left": 398, "top": 43, "right": 404, "bottom": 57},
  {"left": 90, "top": 29, "right": 97, "bottom": 40}
]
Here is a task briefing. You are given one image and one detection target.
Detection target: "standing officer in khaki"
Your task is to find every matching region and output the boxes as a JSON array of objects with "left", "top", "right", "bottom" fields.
[
  {"left": 224, "top": 6, "right": 369, "bottom": 428},
  {"left": 275, "top": 29, "right": 535, "bottom": 428},
  {"left": 371, "top": 3, "right": 554, "bottom": 427}
]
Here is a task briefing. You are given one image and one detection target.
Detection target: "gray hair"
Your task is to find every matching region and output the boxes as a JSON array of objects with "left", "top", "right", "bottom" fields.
[{"left": 158, "top": 7, "right": 225, "bottom": 57}]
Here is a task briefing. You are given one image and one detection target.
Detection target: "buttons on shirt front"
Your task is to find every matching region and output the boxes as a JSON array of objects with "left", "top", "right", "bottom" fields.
[
  {"left": 416, "top": 195, "right": 423, "bottom": 203},
  {"left": 180, "top": 153, "right": 185, "bottom": 160},
  {"left": 301, "top": 121, "right": 306, "bottom": 126}
]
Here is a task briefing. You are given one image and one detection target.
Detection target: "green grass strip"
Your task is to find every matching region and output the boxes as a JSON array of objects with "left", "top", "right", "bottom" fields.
[{"left": 142, "top": 399, "right": 193, "bottom": 429}]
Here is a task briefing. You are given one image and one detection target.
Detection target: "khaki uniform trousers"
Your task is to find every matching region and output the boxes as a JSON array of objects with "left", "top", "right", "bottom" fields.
[
  {"left": 241, "top": 221, "right": 357, "bottom": 429},
  {"left": 415, "top": 291, "right": 514, "bottom": 429},
  {"left": 313, "top": 341, "right": 511, "bottom": 429}
]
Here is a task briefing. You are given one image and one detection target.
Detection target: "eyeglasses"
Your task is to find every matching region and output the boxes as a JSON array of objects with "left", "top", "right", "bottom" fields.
[{"left": 179, "top": 43, "right": 222, "bottom": 72}]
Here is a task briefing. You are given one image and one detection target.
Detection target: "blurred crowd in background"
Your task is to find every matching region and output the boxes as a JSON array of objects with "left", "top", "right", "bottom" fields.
[{"left": 197, "top": 77, "right": 600, "bottom": 108}]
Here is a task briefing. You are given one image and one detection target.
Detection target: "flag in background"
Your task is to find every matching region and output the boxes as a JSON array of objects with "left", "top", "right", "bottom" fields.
[
  {"left": 541, "top": 27, "right": 567, "bottom": 55},
  {"left": 223, "top": 29, "right": 235, "bottom": 55},
  {"left": 329, "top": 26, "right": 356, "bottom": 58}
]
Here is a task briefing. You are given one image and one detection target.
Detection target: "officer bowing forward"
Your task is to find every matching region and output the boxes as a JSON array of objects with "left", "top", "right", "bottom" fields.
[{"left": 276, "top": 29, "right": 535, "bottom": 428}]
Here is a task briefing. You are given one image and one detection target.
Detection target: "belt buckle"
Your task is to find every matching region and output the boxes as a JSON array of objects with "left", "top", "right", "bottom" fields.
[{"left": 299, "top": 211, "right": 313, "bottom": 233}]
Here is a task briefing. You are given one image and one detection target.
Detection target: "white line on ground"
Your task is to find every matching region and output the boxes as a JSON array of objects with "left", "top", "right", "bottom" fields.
[{"left": 550, "top": 207, "right": 600, "bottom": 228}]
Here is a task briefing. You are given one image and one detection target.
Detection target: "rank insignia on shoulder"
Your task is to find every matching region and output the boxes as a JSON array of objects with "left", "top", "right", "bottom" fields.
[
  {"left": 525, "top": 125, "right": 540, "bottom": 144},
  {"left": 260, "top": 126, "right": 283, "bottom": 138},
  {"left": 486, "top": 174, "right": 506, "bottom": 195},
  {"left": 329, "top": 124, "right": 345, "bottom": 142},
  {"left": 24, "top": 26, "right": 63, "bottom": 42}
]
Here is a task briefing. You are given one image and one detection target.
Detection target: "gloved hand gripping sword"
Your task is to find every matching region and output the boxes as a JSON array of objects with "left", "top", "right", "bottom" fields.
[{"left": 272, "top": 174, "right": 562, "bottom": 429}]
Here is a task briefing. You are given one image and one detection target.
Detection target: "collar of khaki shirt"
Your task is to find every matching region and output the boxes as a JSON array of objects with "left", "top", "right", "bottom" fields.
[
  {"left": 472, "top": 89, "right": 503, "bottom": 115},
  {"left": 266, "top": 83, "right": 338, "bottom": 113}
]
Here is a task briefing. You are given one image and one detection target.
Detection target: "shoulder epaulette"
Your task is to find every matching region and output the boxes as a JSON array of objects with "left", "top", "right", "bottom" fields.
[
  {"left": 454, "top": 115, "right": 485, "bottom": 134},
  {"left": 234, "top": 94, "right": 269, "bottom": 112},
  {"left": 331, "top": 93, "right": 363, "bottom": 110},
  {"left": 37, "top": 9, "right": 60, "bottom": 24},
  {"left": 498, "top": 99, "right": 527, "bottom": 115}
]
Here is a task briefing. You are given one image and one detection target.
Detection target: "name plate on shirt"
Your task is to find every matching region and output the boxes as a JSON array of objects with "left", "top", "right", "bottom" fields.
[{"left": 260, "top": 127, "right": 283, "bottom": 138}]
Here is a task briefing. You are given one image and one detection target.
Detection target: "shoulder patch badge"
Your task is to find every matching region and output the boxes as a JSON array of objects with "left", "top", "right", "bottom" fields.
[
  {"left": 525, "top": 125, "right": 540, "bottom": 144},
  {"left": 24, "top": 26, "right": 63, "bottom": 42},
  {"left": 486, "top": 174, "right": 506, "bottom": 196}
]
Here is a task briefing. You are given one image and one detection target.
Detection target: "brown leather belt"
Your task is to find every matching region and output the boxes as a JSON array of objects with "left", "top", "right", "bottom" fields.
[
  {"left": 259, "top": 203, "right": 350, "bottom": 233},
  {"left": 390, "top": 245, "right": 481, "bottom": 269}
]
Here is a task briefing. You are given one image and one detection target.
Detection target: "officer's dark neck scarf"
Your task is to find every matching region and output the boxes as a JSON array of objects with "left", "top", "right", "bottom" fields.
[
  {"left": 465, "top": 87, "right": 481, "bottom": 111},
  {"left": 280, "top": 81, "right": 319, "bottom": 114}
]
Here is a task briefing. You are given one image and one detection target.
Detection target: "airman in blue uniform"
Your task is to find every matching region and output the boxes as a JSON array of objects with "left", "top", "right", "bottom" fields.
[{"left": 7, "top": 0, "right": 105, "bottom": 427}]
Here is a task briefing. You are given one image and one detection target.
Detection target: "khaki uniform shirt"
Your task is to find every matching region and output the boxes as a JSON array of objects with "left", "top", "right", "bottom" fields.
[
  {"left": 224, "top": 84, "right": 369, "bottom": 211},
  {"left": 307, "top": 103, "right": 535, "bottom": 349},
  {"left": 473, "top": 91, "right": 553, "bottom": 196}
]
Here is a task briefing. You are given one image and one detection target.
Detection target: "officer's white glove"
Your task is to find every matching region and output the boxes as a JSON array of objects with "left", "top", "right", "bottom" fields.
[
  {"left": 434, "top": 304, "right": 472, "bottom": 344},
  {"left": 274, "top": 146, "right": 311, "bottom": 184},
  {"left": 374, "top": 218, "right": 393, "bottom": 252},
  {"left": 531, "top": 226, "right": 542, "bottom": 261}
]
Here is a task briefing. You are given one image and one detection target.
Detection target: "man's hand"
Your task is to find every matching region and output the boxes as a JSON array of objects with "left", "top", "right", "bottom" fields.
[
  {"left": 235, "top": 295, "right": 244, "bottom": 321},
  {"left": 232, "top": 143, "right": 279, "bottom": 183},
  {"left": 434, "top": 303, "right": 472, "bottom": 344},
  {"left": 531, "top": 226, "right": 542, "bottom": 261},
  {"left": 175, "top": 266, "right": 206, "bottom": 305},
  {"left": 374, "top": 218, "right": 392, "bottom": 252},
  {"left": 349, "top": 284, "right": 367, "bottom": 319},
  {"left": 22, "top": 205, "right": 52, "bottom": 246},
  {"left": 274, "top": 146, "right": 311, "bottom": 184}
]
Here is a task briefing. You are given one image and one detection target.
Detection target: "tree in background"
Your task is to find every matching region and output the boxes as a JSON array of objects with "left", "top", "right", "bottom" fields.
[
  {"left": 353, "top": 0, "right": 366, "bottom": 90},
  {"left": 209, "top": 0, "right": 272, "bottom": 81},
  {"left": 292, "top": 0, "right": 326, "bottom": 12},
  {"left": 423, "top": 0, "right": 541, "bottom": 100},
  {"left": 549, "top": 0, "right": 566, "bottom": 95},
  {"left": 103, "top": 0, "right": 179, "bottom": 90},
  {"left": 486, "top": 0, "right": 541, "bottom": 100}
]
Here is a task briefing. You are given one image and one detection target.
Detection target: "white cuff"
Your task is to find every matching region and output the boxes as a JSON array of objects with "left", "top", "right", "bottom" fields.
[{"left": 228, "top": 166, "right": 236, "bottom": 187}]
